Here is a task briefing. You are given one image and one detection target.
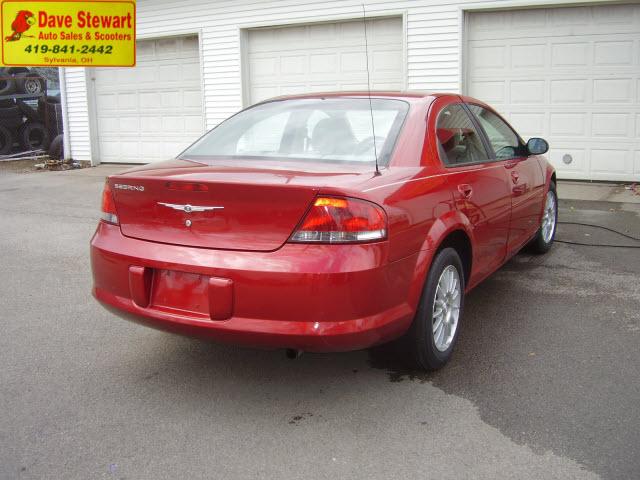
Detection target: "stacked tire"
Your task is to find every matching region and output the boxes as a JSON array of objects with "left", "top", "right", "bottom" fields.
[
  {"left": 0, "top": 106, "right": 20, "bottom": 155},
  {"left": 0, "top": 67, "right": 52, "bottom": 155}
]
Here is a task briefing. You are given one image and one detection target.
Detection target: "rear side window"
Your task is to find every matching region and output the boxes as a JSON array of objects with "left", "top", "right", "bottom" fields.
[
  {"left": 467, "top": 105, "right": 522, "bottom": 160},
  {"left": 436, "top": 104, "right": 489, "bottom": 166}
]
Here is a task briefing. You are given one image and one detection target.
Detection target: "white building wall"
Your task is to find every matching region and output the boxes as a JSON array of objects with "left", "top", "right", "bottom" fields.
[
  {"left": 64, "top": 68, "right": 92, "bottom": 161},
  {"left": 63, "top": 0, "right": 617, "bottom": 164}
]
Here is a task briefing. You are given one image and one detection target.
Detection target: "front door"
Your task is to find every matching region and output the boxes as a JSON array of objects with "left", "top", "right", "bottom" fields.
[{"left": 466, "top": 104, "right": 545, "bottom": 253}]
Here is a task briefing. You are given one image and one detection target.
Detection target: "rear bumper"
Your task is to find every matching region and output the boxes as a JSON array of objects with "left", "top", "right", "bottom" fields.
[{"left": 91, "top": 222, "right": 424, "bottom": 352}]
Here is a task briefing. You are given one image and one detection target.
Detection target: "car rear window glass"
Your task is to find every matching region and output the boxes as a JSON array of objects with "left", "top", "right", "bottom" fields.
[
  {"left": 180, "top": 98, "right": 409, "bottom": 166},
  {"left": 436, "top": 104, "right": 489, "bottom": 166}
]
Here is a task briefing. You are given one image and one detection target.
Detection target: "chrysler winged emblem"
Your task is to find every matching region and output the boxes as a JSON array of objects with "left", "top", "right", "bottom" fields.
[{"left": 158, "top": 202, "right": 224, "bottom": 213}]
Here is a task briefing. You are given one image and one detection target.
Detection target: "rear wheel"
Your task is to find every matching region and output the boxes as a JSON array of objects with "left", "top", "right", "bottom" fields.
[
  {"left": 407, "top": 247, "right": 465, "bottom": 370},
  {"left": 528, "top": 182, "right": 557, "bottom": 254}
]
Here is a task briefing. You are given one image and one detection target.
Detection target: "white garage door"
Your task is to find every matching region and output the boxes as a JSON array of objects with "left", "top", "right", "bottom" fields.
[
  {"left": 467, "top": 4, "right": 640, "bottom": 181},
  {"left": 93, "top": 36, "right": 204, "bottom": 163},
  {"left": 246, "top": 17, "right": 404, "bottom": 104}
]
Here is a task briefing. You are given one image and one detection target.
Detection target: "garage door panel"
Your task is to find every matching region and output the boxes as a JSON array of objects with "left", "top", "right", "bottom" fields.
[
  {"left": 281, "top": 55, "right": 306, "bottom": 75},
  {"left": 94, "top": 35, "right": 204, "bottom": 163},
  {"left": 549, "top": 113, "right": 587, "bottom": 137},
  {"left": 467, "top": 4, "right": 640, "bottom": 181},
  {"left": 140, "top": 117, "right": 161, "bottom": 132},
  {"left": 511, "top": 8, "right": 546, "bottom": 28},
  {"left": 341, "top": 52, "right": 367, "bottom": 73},
  {"left": 594, "top": 41, "right": 633, "bottom": 66},
  {"left": 593, "top": 79, "right": 633, "bottom": 104},
  {"left": 510, "top": 80, "right": 545, "bottom": 104},
  {"left": 550, "top": 79, "right": 588, "bottom": 104},
  {"left": 551, "top": 43, "right": 589, "bottom": 68},
  {"left": 593, "top": 113, "right": 633, "bottom": 138},
  {"left": 591, "top": 150, "right": 632, "bottom": 176},
  {"left": 117, "top": 93, "right": 137, "bottom": 110},
  {"left": 511, "top": 44, "right": 546, "bottom": 69},
  {"left": 96, "top": 93, "right": 117, "bottom": 111},
  {"left": 469, "top": 45, "right": 505, "bottom": 70},
  {"left": 549, "top": 148, "right": 587, "bottom": 175},
  {"left": 310, "top": 54, "right": 338, "bottom": 74},
  {"left": 469, "top": 81, "right": 505, "bottom": 104},
  {"left": 373, "top": 49, "right": 403, "bottom": 72},
  {"left": 247, "top": 17, "right": 403, "bottom": 104}
]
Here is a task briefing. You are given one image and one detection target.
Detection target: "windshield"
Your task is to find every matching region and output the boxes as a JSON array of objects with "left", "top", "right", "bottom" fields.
[{"left": 180, "top": 98, "right": 409, "bottom": 166}]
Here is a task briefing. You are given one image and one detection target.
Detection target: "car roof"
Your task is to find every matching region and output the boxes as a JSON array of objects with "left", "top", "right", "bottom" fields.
[{"left": 264, "top": 91, "right": 455, "bottom": 103}]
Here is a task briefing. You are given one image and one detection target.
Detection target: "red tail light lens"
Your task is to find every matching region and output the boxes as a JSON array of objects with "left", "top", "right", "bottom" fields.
[
  {"left": 289, "top": 196, "right": 387, "bottom": 243},
  {"left": 100, "top": 181, "right": 119, "bottom": 225}
]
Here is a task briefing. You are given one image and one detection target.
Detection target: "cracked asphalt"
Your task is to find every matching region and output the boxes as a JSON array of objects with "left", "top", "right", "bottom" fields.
[{"left": 1, "top": 165, "right": 639, "bottom": 479}]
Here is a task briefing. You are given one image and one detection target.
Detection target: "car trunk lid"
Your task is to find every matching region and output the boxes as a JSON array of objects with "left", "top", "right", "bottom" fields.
[{"left": 109, "top": 171, "right": 319, "bottom": 252}]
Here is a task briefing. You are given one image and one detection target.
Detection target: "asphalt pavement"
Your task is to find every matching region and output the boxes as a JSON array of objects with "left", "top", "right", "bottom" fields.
[{"left": 1, "top": 165, "right": 639, "bottom": 479}]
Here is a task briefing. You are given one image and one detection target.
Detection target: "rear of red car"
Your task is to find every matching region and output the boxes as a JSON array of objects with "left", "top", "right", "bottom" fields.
[{"left": 91, "top": 95, "right": 423, "bottom": 351}]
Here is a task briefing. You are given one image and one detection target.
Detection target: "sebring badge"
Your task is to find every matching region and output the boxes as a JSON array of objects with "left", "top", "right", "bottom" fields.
[{"left": 114, "top": 183, "right": 144, "bottom": 191}]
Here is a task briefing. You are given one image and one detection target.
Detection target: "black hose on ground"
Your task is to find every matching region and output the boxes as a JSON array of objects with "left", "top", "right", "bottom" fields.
[{"left": 556, "top": 221, "right": 640, "bottom": 248}]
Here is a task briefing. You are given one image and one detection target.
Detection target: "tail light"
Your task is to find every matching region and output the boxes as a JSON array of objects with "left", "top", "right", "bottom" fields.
[
  {"left": 289, "top": 196, "right": 387, "bottom": 243},
  {"left": 100, "top": 181, "right": 119, "bottom": 225}
]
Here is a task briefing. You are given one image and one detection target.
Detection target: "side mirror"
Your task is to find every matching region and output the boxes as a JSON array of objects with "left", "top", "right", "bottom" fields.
[{"left": 527, "top": 137, "right": 549, "bottom": 155}]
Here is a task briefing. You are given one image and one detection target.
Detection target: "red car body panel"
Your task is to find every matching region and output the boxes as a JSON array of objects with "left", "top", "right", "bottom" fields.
[{"left": 90, "top": 91, "right": 554, "bottom": 351}]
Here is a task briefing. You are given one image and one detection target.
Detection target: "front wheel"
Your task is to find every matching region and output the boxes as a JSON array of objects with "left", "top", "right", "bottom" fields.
[
  {"left": 407, "top": 247, "right": 465, "bottom": 370},
  {"left": 528, "top": 182, "right": 557, "bottom": 254}
]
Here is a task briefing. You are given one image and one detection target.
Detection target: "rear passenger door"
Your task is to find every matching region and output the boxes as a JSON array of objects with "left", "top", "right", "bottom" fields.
[
  {"left": 466, "top": 104, "right": 545, "bottom": 254},
  {"left": 435, "top": 102, "right": 512, "bottom": 284}
]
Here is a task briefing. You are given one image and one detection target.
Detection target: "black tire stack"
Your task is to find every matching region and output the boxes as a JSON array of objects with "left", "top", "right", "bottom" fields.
[{"left": 0, "top": 67, "right": 56, "bottom": 156}]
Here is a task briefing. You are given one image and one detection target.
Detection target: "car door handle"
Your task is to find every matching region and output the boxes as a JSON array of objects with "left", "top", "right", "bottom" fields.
[
  {"left": 511, "top": 171, "right": 519, "bottom": 183},
  {"left": 457, "top": 184, "right": 473, "bottom": 199},
  {"left": 504, "top": 159, "right": 518, "bottom": 169}
]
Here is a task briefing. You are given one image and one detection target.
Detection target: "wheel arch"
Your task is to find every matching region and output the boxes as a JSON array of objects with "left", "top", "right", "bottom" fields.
[
  {"left": 435, "top": 229, "right": 472, "bottom": 287},
  {"left": 406, "top": 211, "right": 475, "bottom": 313}
]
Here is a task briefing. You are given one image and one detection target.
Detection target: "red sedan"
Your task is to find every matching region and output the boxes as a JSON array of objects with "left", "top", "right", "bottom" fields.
[{"left": 91, "top": 92, "right": 556, "bottom": 370}]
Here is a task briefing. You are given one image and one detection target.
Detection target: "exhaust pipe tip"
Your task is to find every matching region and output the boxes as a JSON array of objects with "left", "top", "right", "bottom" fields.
[{"left": 285, "top": 348, "right": 303, "bottom": 360}]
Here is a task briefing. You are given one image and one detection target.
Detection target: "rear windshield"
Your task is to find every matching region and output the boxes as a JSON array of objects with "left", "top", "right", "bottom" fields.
[{"left": 180, "top": 98, "right": 409, "bottom": 166}]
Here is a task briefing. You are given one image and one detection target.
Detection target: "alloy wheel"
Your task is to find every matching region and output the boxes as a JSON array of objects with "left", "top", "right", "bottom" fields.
[
  {"left": 432, "top": 265, "right": 461, "bottom": 352},
  {"left": 541, "top": 190, "right": 557, "bottom": 243}
]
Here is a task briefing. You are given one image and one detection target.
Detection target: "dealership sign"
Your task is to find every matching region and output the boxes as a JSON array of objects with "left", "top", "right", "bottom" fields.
[{"left": 1, "top": 0, "right": 135, "bottom": 66}]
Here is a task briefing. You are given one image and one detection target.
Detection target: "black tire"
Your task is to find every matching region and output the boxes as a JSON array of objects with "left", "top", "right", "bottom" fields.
[
  {"left": 16, "top": 100, "right": 40, "bottom": 122},
  {"left": 528, "top": 182, "right": 557, "bottom": 254},
  {"left": 0, "top": 99, "right": 14, "bottom": 108},
  {"left": 407, "top": 247, "right": 465, "bottom": 370},
  {"left": 15, "top": 75, "right": 45, "bottom": 96},
  {"left": 0, "top": 106, "right": 23, "bottom": 128},
  {"left": 0, "top": 77, "right": 15, "bottom": 96},
  {"left": 0, "top": 115, "right": 24, "bottom": 129},
  {"left": 48, "top": 134, "right": 63, "bottom": 160},
  {"left": 46, "top": 95, "right": 61, "bottom": 104},
  {"left": 0, "top": 106, "right": 20, "bottom": 118},
  {"left": 18, "top": 122, "right": 50, "bottom": 151},
  {"left": 7, "top": 67, "right": 29, "bottom": 76},
  {"left": 0, "top": 125, "right": 14, "bottom": 155}
]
